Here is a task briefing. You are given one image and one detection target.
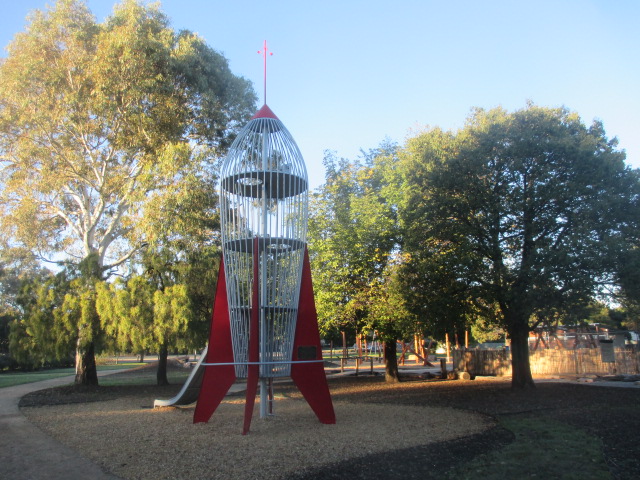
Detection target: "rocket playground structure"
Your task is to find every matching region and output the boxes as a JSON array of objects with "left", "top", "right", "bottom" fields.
[
  {"left": 155, "top": 101, "right": 336, "bottom": 434},
  {"left": 193, "top": 102, "right": 335, "bottom": 434},
  {"left": 157, "top": 43, "right": 335, "bottom": 433}
]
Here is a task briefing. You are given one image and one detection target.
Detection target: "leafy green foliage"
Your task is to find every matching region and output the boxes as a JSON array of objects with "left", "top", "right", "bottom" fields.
[
  {"left": 0, "top": 249, "right": 52, "bottom": 358},
  {"left": 97, "top": 274, "right": 195, "bottom": 360},
  {"left": 97, "top": 277, "right": 153, "bottom": 356},
  {"left": 152, "top": 284, "right": 192, "bottom": 350},
  {"left": 0, "top": 0, "right": 255, "bottom": 273},
  {"left": 0, "top": 0, "right": 255, "bottom": 382},
  {"left": 307, "top": 144, "right": 421, "bottom": 380},
  {"left": 398, "top": 104, "right": 639, "bottom": 387},
  {"left": 9, "top": 271, "right": 74, "bottom": 368}
]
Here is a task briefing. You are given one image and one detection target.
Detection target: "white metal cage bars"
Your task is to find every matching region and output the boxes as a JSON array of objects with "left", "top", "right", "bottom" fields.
[{"left": 219, "top": 114, "right": 309, "bottom": 380}]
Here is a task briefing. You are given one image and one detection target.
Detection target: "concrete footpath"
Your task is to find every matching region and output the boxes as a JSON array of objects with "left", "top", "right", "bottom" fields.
[{"left": 0, "top": 372, "right": 122, "bottom": 480}]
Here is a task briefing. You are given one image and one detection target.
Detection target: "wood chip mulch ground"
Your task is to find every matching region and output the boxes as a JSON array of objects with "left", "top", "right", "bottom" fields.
[{"left": 19, "top": 364, "right": 640, "bottom": 480}]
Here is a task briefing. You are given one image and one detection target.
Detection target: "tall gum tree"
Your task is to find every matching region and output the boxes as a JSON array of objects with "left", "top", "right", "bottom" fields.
[
  {"left": 399, "top": 104, "right": 639, "bottom": 388},
  {"left": 0, "top": 0, "right": 256, "bottom": 384}
]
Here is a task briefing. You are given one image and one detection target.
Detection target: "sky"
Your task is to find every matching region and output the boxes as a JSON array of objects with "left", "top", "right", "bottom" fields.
[{"left": 1, "top": 0, "right": 639, "bottom": 190}]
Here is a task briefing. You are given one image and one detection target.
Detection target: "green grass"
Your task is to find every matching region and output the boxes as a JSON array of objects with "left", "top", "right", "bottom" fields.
[
  {"left": 99, "top": 372, "right": 191, "bottom": 386},
  {"left": 446, "top": 416, "right": 611, "bottom": 480},
  {"left": 0, "top": 368, "right": 76, "bottom": 388},
  {"left": 0, "top": 363, "right": 143, "bottom": 389}
]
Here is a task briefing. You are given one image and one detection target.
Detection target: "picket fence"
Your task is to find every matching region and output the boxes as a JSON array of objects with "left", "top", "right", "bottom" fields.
[{"left": 453, "top": 347, "right": 640, "bottom": 377}]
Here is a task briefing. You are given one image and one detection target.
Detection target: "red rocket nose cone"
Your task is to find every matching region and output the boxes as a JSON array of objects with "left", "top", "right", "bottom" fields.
[{"left": 252, "top": 104, "right": 279, "bottom": 120}]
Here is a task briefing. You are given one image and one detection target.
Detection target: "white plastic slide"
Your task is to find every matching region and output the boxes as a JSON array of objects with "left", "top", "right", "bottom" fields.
[{"left": 153, "top": 346, "right": 208, "bottom": 408}]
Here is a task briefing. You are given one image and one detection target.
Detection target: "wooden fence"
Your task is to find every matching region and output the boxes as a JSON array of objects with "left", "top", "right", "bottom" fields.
[{"left": 453, "top": 347, "right": 640, "bottom": 377}]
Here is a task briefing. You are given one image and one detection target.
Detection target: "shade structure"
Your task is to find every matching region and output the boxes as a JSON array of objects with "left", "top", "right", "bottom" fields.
[{"left": 219, "top": 105, "right": 308, "bottom": 380}]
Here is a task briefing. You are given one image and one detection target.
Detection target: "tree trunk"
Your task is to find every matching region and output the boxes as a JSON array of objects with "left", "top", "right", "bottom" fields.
[
  {"left": 384, "top": 341, "right": 399, "bottom": 383},
  {"left": 75, "top": 340, "right": 98, "bottom": 386},
  {"left": 157, "top": 343, "right": 169, "bottom": 386},
  {"left": 509, "top": 319, "right": 535, "bottom": 389}
]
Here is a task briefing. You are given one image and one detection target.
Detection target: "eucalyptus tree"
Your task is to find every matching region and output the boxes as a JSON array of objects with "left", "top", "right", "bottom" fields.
[
  {"left": 0, "top": 0, "right": 256, "bottom": 383},
  {"left": 399, "top": 104, "right": 638, "bottom": 388}
]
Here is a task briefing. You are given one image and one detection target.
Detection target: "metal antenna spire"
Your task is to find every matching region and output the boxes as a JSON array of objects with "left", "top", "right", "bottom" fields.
[{"left": 257, "top": 40, "right": 273, "bottom": 105}]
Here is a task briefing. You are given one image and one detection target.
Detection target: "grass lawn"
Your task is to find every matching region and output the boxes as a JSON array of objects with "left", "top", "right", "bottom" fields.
[
  {"left": 0, "top": 363, "right": 143, "bottom": 389},
  {"left": 98, "top": 371, "right": 191, "bottom": 386}
]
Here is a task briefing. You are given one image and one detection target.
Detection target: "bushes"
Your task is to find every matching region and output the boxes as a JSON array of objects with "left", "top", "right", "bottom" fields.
[
  {"left": 0, "top": 352, "right": 74, "bottom": 372},
  {"left": 0, "top": 353, "right": 18, "bottom": 371}
]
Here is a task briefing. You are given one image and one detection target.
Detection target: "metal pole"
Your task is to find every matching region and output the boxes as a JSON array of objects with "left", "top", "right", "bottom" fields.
[
  {"left": 446, "top": 332, "right": 451, "bottom": 363},
  {"left": 259, "top": 115, "right": 270, "bottom": 419}
]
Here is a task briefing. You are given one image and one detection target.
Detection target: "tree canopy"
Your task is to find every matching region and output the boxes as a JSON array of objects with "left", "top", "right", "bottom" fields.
[
  {"left": 308, "top": 146, "right": 417, "bottom": 380},
  {"left": 0, "top": 0, "right": 256, "bottom": 383},
  {"left": 398, "top": 104, "right": 639, "bottom": 388},
  {"left": 0, "top": 0, "right": 255, "bottom": 273},
  {"left": 2, "top": 2, "right": 638, "bottom": 391},
  {"left": 308, "top": 149, "right": 397, "bottom": 333}
]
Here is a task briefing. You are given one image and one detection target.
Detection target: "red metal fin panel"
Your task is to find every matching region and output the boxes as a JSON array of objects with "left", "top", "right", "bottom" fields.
[
  {"left": 193, "top": 256, "right": 236, "bottom": 423},
  {"left": 290, "top": 247, "right": 336, "bottom": 424}
]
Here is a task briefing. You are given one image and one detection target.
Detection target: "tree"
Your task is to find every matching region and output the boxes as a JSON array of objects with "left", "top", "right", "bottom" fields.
[
  {"left": 97, "top": 275, "right": 192, "bottom": 385},
  {"left": 140, "top": 246, "right": 220, "bottom": 356},
  {"left": 0, "top": 0, "right": 256, "bottom": 383},
  {"left": 399, "top": 104, "right": 638, "bottom": 388},
  {"left": 132, "top": 145, "right": 222, "bottom": 356},
  {"left": 1, "top": 248, "right": 52, "bottom": 359},
  {"left": 308, "top": 146, "right": 407, "bottom": 380},
  {"left": 152, "top": 284, "right": 192, "bottom": 384},
  {"left": 362, "top": 258, "right": 418, "bottom": 381},
  {"left": 97, "top": 245, "right": 215, "bottom": 386},
  {"left": 58, "top": 263, "right": 102, "bottom": 384},
  {"left": 9, "top": 269, "right": 76, "bottom": 370},
  {"left": 96, "top": 276, "right": 154, "bottom": 361},
  {"left": 616, "top": 187, "right": 640, "bottom": 329}
]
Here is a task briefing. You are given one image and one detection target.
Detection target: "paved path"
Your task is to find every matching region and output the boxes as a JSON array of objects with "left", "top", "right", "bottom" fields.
[{"left": 0, "top": 373, "right": 122, "bottom": 480}]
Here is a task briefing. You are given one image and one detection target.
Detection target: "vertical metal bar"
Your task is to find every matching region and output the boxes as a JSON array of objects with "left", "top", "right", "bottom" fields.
[
  {"left": 268, "top": 377, "right": 274, "bottom": 415},
  {"left": 259, "top": 120, "right": 269, "bottom": 418},
  {"left": 242, "top": 237, "right": 260, "bottom": 435}
]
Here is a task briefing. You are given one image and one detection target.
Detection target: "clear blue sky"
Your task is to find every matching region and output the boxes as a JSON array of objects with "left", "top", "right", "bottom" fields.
[{"left": 2, "top": 0, "right": 639, "bottom": 189}]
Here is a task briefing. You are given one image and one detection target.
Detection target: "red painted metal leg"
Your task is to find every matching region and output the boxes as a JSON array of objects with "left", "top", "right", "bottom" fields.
[
  {"left": 193, "top": 256, "right": 237, "bottom": 424},
  {"left": 242, "top": 237, "right": 261, "bottom": 435},
  {"left": 291, "top": 248, "right": 336, "bottom": 424}
]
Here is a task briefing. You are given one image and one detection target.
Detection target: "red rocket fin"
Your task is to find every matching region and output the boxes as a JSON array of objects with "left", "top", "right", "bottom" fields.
[
  {"left": 290, "top": 248, "right": 336, "bottom": 424},
  {"left": 193, "top": 257, "right": 236, "bottom": 423}
]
